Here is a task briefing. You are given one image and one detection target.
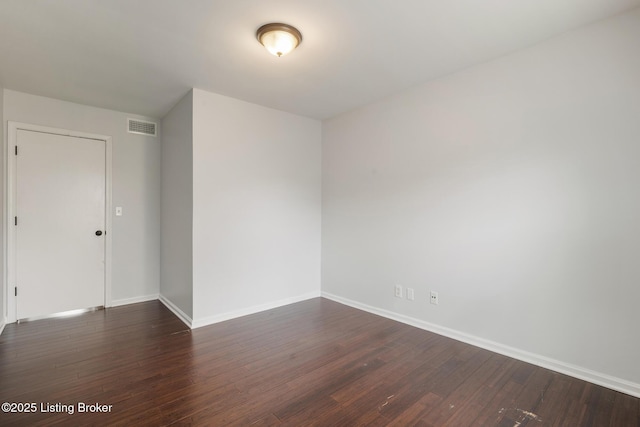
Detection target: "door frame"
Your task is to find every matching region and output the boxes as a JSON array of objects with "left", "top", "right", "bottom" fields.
[{"left": 4, "top": 122, "right": 113, "bottom": 323}]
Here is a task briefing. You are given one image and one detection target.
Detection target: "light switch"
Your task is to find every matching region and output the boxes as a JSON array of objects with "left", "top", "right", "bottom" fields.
[{"left": 115, "top": 207, "right": 123, "bottom": 216}]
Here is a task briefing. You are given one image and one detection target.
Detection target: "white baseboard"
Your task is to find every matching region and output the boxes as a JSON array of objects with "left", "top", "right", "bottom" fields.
[
  {"left": 110, "top": 294, "right": 159, "bottom": 307},
  {"left": 158, "top": 294, "right": 193, "bottom": 328},
  {"left": 191, "top": 290, "right": 321, "bottom": 329},
  {"left": 0, "top": 317, "right": 6, "bottom": 336},
  {"left": 321, "top": 291, "right": 640, "bottom": 399}
]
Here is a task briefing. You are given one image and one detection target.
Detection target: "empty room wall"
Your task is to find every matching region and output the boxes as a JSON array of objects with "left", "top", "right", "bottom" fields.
[
  {"left": 322, "top": 8, "right": 640, "bottom": 395},
  {"left": 160, "top": 90, "right": 194, "bottom": 320},
  {"left": 191, "top": 89, "right": 321, "bottom": 326},
  {"left": 3, "top": 90, "right": 161, "bottom": 307}
]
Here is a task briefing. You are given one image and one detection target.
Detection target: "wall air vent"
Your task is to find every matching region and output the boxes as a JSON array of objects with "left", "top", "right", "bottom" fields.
[{"left": 127, "top": 118, "right": 157, "bottom": 137}]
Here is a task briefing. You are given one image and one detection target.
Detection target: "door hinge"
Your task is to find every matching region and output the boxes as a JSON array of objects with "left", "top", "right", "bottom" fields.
[
  {"left": 14, "top": 146, "right": 18, "bottom": 155},
  {"left": 15, "top": 287, "right": 17, "bottom": 296},
  {"left": 14, "top": 216, "right": 17, "bottom": 226}
]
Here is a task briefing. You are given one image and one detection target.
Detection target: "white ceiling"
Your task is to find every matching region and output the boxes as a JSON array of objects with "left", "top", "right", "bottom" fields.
[{"left": 1, "top": 0, "right": 638, "bottom": 120}]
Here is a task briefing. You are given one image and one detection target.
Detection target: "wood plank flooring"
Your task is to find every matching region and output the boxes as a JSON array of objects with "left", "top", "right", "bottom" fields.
[{"left": 0, "top": 298, "right": 638, "bottom": 426}]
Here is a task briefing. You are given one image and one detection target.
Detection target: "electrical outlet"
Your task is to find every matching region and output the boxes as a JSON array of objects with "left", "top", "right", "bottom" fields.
[
  {"left": 407, "top": 288, "right": 415, "bottom": 301},
  {"left": 394, "top": 284, "right": 403, "bottom": 298},
  {"left": 430, "top": 291, "right": 439, "bottom": 305}
]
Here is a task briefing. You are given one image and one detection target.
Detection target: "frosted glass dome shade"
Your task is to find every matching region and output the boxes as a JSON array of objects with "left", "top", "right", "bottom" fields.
[{"left": 256, "top": 23, "right": 302, "bottom": 57}]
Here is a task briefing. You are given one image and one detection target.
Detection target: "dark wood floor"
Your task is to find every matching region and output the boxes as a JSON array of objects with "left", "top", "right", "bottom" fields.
[{"left": 0, "top": 299, "right": 638, "bottom": 426}]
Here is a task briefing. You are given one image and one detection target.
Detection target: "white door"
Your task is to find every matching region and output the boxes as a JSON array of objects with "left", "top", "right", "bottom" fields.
[{"left": 15, "top": 129, "right": 106, "bottom": 319}]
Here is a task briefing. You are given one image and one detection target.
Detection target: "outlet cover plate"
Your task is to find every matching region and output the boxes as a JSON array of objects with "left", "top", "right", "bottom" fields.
[
  {"left": 394, "top": 284, "right": 403, "bottom": 298},
  {"left": 430, "top": 291, "right": 439, "bottom": 305}
]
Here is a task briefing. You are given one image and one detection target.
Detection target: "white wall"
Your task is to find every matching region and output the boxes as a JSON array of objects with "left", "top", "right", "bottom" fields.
[
  {"left": 0, "top": 86, "right": 4, "bottom": 331},
  {"left": 322, "top": 8, "right": 640, "bottom": 393},
  {"left": 160, "top": 90, "right": 193, "bottom": 320},
  {"left": 191, "top": 89, "right": 321, "bottom": 325},
  {"left": 3, "top": 90, "right": 161, "bottom": 307}
]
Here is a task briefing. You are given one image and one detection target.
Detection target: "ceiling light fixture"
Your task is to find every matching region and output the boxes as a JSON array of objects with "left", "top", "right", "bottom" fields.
[{"left": 256, "top": 23, "right": 302, "bottom": 57}]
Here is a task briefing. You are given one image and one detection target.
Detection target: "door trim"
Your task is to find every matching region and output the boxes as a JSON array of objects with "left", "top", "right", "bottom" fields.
[{"left": 4, "top": 122, "right": 113, "bottom": 323}]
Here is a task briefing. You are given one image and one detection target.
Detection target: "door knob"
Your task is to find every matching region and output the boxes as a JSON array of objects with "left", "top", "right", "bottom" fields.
[{"left": 95, "top": 230, "right": 103, "bottom": 236}]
